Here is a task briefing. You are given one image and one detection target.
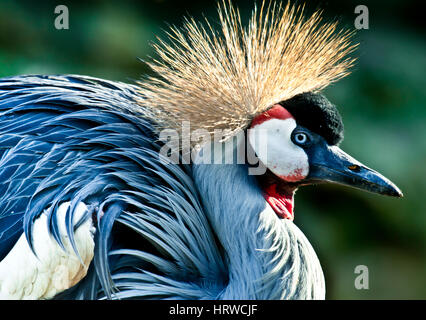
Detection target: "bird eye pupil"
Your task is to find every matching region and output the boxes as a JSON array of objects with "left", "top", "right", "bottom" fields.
[{"left": 295, "top": 133, "right": 307, "bottom": 144}]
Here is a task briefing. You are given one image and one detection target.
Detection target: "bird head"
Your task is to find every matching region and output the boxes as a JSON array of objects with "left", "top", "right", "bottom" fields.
[
  {"left": 248, "top": 92, "right": 403, "bottom": 220},
  {"left": 137, "top": 1, "right": 403, "bottom": 222}
]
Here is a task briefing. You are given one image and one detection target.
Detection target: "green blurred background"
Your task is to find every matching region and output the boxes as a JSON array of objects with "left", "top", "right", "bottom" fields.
[{"left": 0, "top": 0, "right": 424, "bottom": 299}]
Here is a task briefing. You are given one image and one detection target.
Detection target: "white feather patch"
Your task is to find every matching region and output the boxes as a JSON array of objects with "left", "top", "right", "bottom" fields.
[
  {"left": 248, "top": 118, "right": 309, "bottom": 181},
  {"left": 0, "top": 202, "right": 95, "bottom": 300}
]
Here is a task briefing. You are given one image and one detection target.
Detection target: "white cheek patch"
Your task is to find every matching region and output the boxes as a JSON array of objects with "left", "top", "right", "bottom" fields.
[{"left": 248, "top": 118, "right": 309, "bottom": 182}]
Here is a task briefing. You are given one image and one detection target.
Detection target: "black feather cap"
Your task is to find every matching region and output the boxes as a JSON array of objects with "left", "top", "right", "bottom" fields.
[{"left": 280, "top": 92, "right": 344, "bottom": 145}]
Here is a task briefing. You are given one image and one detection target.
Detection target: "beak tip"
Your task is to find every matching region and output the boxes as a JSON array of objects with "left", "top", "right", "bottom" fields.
[
  {"left": 391, "top": 191, "right": 403, "bottom": 198},
  {"left": 388, "top": 185, "right": 403, "bottom": 198}
]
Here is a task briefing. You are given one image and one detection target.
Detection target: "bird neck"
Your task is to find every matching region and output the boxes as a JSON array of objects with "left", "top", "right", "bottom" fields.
[{"left": 192, "top": 140, "right": 325, "bottom": 299}]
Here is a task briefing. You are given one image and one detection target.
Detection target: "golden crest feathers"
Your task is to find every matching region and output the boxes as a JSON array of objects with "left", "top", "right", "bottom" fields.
[{"left": 136, "top": 0, "right": 357, "bottom": 140}]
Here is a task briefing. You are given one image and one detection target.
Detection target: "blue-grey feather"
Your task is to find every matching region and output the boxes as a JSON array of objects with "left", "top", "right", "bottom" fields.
[
  {"left": 0, "top": 74, "right": 228, "bottom": 299},
  {"left": 0, "top": 74, "right": 324, "bottom": 300}
]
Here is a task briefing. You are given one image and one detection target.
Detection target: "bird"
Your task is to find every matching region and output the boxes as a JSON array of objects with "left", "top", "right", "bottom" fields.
[{"left": 0, "top": 1, "right": 402, "bottom": 300}]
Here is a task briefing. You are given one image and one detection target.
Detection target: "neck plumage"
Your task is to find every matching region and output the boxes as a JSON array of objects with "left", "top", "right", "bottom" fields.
[{"left": 192, "top": 140, "right": 325, "bottom": 299}]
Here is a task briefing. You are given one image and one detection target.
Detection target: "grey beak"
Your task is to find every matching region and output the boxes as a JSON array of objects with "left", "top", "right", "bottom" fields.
[{"left": 306, "top": 144, "right": 403, "bottom": 197}]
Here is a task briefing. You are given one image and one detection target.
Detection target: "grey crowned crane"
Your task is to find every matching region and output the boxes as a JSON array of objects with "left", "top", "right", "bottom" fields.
[{"left": 0, "top": 1, "right": 402, "bottom": 299}]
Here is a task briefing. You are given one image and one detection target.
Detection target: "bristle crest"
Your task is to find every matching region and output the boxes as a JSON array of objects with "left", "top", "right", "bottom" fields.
[{"left": 136, "top": 0, "right": 357, "bottom": 144}]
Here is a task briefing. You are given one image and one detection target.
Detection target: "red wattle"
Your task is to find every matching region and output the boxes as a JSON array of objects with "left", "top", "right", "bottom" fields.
[{"left": 263, "top": 184, "right": 294, "bottom": 220}]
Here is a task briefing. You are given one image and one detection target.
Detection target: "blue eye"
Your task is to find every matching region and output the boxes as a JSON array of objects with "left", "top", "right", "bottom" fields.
[{"left": 293, "top": 132, "right": 309, "bottom": 145}]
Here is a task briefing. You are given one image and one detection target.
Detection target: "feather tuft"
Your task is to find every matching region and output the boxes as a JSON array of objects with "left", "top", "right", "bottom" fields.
[{"left": 136, "top": 0, "right": 357, "bottom": 144}]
